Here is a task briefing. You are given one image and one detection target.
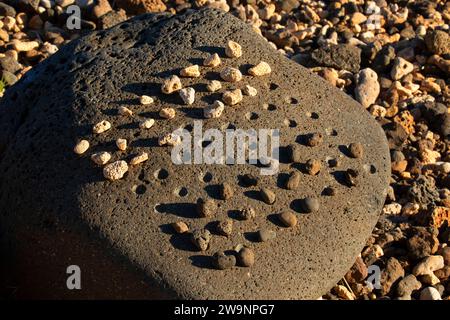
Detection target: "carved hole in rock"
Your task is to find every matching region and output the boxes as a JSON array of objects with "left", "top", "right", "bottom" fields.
[
  {"left": 284, "top": 119, "right": 297, "bottom": 128},
  {"left": 310, "top": 112, "right": 319, "bottom": 119},
  {"left": 154, "top": 169, "right": 169, "bottom": 180},
  {"left": 287, "top": 97, "right": 298, "bottom": 104},
  {"left": 245, "top": 112, "right": 259, "bottom": 121},
  {"left": 269, "top": 83, "right": 279, "bottom": 90},
  {"left": 364, "top": 164, "right": 377, "bottom": 174},
  {"left": 326, "top": 128, "right": 338, "bottom": 136},
  {"left": 267, "top": 104, "right": 277, "bottom": 111},
  {"left": 200, "top": 172, "right": 213, "bottom": 183},
  {"left": 132, "top": 184, "right": 147, "bottom": 195},
  {"left": 175, "top": 187, "right": 188, "bottom": 197}
]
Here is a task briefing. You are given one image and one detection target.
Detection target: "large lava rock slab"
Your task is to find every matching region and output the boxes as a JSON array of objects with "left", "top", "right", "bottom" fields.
[{"left": 0, "top": 9, "right": 390, "bottom": 299}]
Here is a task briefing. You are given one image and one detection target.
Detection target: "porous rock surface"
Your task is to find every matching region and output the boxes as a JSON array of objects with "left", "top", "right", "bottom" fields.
[{"left": 0, "top": 9, "right": 390, "bottom": 299}]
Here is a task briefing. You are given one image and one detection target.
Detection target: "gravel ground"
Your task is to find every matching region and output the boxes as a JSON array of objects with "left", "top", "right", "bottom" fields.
[{"left": 0, "top": 0, "right": 449, "bottom": 300}]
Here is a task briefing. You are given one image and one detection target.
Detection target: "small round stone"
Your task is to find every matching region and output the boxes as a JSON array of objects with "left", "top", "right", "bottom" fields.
[
  {"left": 158, "top": 132, "right": 181, "bottom": 146},
  {"left": 307, "top": 133, "right": 323, "bottom": 147},
  {"left": 213, "top": 251, "right": 236, "bottom": 270},
  {"left": 93, "top": 120, "right": 111, "bottom": 134},
  {"left": 190, "top": 229, "right": 211, "bottom": 251},
  {"left": 103, "top": 160, "right": 128, "bottom": 181},
  {"left": 159, "top": 107, "right": 176, "bottom": 119},
  {"left": 161, "top": 75, "right": 182, "bottom": 94},
  {"left": 248, "top": 61, "right": 271, "bottom": 76},
  {"left": 129, "top": 152, "right": 148, "bottom": 165},
  {"left": 118, "top": 106, "right": 133, "bottom": 116},
  {"left": 242, "top": 84, "right": 257, "bottom": 96},
  {"left": 220, "top": 67, "right": 242, "bottom": 82},
  {"left": 197, "top": 198, "right": 216, "bottom": 218},
  {"left": 179, "top": 87, "right": 195, "bottom": 105},
  {"left": 139, "top": 118, "right": 155, "bottom": 129},
  {"left": 217, "top": 219, "right": 233, "bottom": 237},
  {"left": 238, "top": 247, "right": 255, "bottom": 267},
  {"left": 73, "top": 140, "right": 89, "bottom": 154},
  {"left": 305, "top": 159, "right": 321, "bottom": 175},
  {"left": 225, "top": 40, "right": 242, "bottom": 58},
  {"left": 279, "top": 211, "right": 297, "bottom": 227},
  {"left": 203, "top": 53, "right": 221, "bottom": 67},
  {"left": 258, "top": 229, "right": 276, "bottom": 242},
  {"left": 180, "top": 64, "right": 201, "bottom": 78},
  {"left": 238, "top": 206, "right": 256, "bottom": 220},
  {"left": 204, "top": 100, "right": 225, "bottom": 119},
  {"left": 116, "top": 138, "right": 127, "bottom": 151},
  {"left": 220, "top": 182, "right": 234, "bottom": 200},
  {"left": 206, "top": 80, "right": 222, "bottom": 92},
  {"left": 286, "top": 171, "right": 300, "bottom": 190},
  {"left": 288, "top": 144, "right": 301, "bottom": 163},
  {"left": 140, "top": 95, "right": 154, "bottom": 105},
  {"left": 302, "top": 197, "right": 320, "bottom": 213},
  {"left": 91, "top": 151, "right": 111, "bottom": 165},
  {"left": 222, "top": 89, "right": 243, "bottom": 105},
  {"left": 260, "top": 188, "right": 276, "bottom": 204},
  {"left": 171, "top": 221, "right": 189, "bottom": 234},
  {"left": 348, "top": 142, "right": 364, "bottom": 158}
]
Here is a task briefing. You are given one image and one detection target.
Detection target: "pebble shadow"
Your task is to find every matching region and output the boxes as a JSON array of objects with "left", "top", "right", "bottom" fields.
[
  {"left": 155, "top": 202, "right": 198, "bottom": 219},
  {"left": 189, "top": 255, "right": 215, "bottom": 269}
]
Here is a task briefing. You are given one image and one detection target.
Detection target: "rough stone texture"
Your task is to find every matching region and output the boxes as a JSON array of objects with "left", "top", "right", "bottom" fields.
[
  {"left": 0, "top": 9, "right": 390, "bottom": 299},
  {"left": 311, "top": 44, "right": 361, "bottom": 73}
]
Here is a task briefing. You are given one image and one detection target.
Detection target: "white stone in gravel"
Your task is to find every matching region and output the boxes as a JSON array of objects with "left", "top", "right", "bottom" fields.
[
  {"left": 12, "top": 40, "right": 39, "bottom": 52},
  {"left": 369, "top": 105, "right": 387, "bottom": 118},
  {"left": 419, "top": 287, "right": 441, "bottom": 300},
  {"left": 42, "top": 42, "right": 58, "bottom": 54},
  {"left": 382, "top": 203, "right": 402, "bottom": 215},
  {"left": 179, "top": 87, "right": 195, "bottom": 105},
  {"left": 56, "top": 0, "right": 75, "bottom": 7},
  {"left": 204, "top": 100, "right": 225, "bottom": 119},
  {"left": 413, "top": 255, "right": 444, "bottom": 277},
  {"left": 354, "top": 68, "right": 380, "bottom": 108},
  {"left": 391, "top": 57, "right": 414, "bottom": 80},
  {"left": 401, "top": 202, "right": 420, "bottom": 216}
]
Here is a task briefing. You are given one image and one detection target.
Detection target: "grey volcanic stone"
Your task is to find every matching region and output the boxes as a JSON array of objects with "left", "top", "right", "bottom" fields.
[
  {"left": 0, "top": 8, "right": 390, "bottom": 299},
  {"left": 311, "top": 44, "right": 362, "bottom": 73}
]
